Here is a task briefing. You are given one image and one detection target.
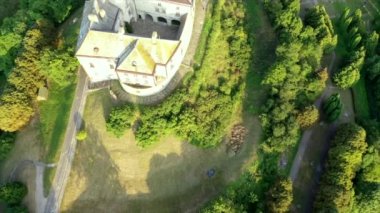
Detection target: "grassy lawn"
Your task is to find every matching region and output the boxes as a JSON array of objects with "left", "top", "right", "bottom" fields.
[
  {"left": 244, "top": 0, "right": 277, "bottom": 115},
  {"left": 352, "top": 77, "right": 371, "bottom": 120},
  {"left": 40, "top": 8, "right": 83, "bottom": 195},
  {"left": 40, "top": 82, "right": 76, "bottom": 194},
  {"left": 0, "top": 0, "right": 19, "bottom": 22},
  {"left": 61, "top": 90, "right": 259, "bottom": 212}
]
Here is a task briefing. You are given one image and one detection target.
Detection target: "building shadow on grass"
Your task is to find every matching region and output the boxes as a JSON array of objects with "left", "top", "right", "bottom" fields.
[{"left": 64, "top": 122, "right": 256, "bottom": 213}]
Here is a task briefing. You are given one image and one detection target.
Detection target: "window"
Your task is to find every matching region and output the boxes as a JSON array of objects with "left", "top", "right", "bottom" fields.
[
  {"left": 155, "top": 7, "right": 159, "bottom": 12},
  {"left": 132, "top": 61, "right": 137, "bottom": 66},
  {"left": 176, "top": 12, "right": 180, "bottom": 17},
  {"left": 110, "top": 64, "right": 114, "bottom": 69},
  {"left": 90, "top": 63, "right": 95, "bottom": 68},
  {"left": 158, "top": 2, "right": 161, "bottom": 6}
]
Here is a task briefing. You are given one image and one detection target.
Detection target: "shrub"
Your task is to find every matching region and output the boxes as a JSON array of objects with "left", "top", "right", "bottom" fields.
[
  {"left": 0, "top": 182, "right": 28, "bottom": 206},
  {"left": 296, "top": 105, "right": 319, "bottom": 129},
  {"left": 0, "top": 132, "right": 16, "bottom": 160},
  {"left": 75, "top": 130, "right": 87, "bottom": 141},
  {"left": 322, "top": 93, "right": 343, "bottom": 123},
  {"left": 106, "top": 105, "right": 135, "bottom": 137},
  {"left": 266, "top": 177, "right": 293, "bottom": 213}
]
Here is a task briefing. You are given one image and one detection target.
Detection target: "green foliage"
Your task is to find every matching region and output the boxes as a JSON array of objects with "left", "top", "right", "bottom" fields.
[
  {"left": 109, "top": 0, "right": 251, "bottom": 148},
  {"left": 304, "top": 5, "right": 338, "bottom": 53},
  {"left": 20, "top": 0, "right": 83, "bottom": 23},
  {"left": 296, "top": 105, "right": 319, "bottom": 128},
  {"left": 352, "top": 120, "right": 380, "bottom": 212},
  {"left": 0, "top": 89, "right": 34, "bottom": 132},
  {"left": 37, "top": 48, "right": 78, "bottom": 87},
  {"left": 314, "top": 123, "right": 367, "bottom": 212},
  {"left": 365, "top": 31, "right": 379, "bottom": 57},
  {"left": 334, "top": 9, "right": 367, "bottom": 89},
  {"left": 76, "top": 130, "right": 87, "bottom": 141},
  {"left": 202, "top": 197, "right": 245, "bottom": 213},
  {"left": 266, "top": 177, "right": 293, "bottom": 213},
  {"left": 106, "top": 105, "right": 135, "bottom": 138},
  {"left": 333, "top": 47, "right": 365, "bottom": 89},
  {"left": 5, "top": 205, "right": 29, "bottom": 213},
  {"left": 322, "top": 93, "right": 343, "bottom": 123},
  {"left": 0, "top": 132, "right": 15, "bottom": 160},
  {"left": 0, "top": 182, "right": 27, "bottom": 206}
]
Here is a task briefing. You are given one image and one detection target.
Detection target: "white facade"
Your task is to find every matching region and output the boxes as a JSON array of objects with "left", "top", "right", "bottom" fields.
[{"left": 76, "top": 0, "right": 195, "bottom": 95}]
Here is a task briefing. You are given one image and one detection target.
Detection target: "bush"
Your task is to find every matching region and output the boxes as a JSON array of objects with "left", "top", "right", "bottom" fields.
[
  {"left": 296, "top": 105, "right": 319, "bottom": 128},
  {"left": 0, "top": 182, "right": 28, "bottom": 206},
  {"left": 0, "top": 132, "right": 16, "bottom": 160},
  {"left": 266, "top": 177, "right": 293, "bottom": 213},
  {"left": 75, "top": 130, "right": 87, "bottom": 141},
  {"left": 106, "top": 105, "right": 135, "bottom": 137}
]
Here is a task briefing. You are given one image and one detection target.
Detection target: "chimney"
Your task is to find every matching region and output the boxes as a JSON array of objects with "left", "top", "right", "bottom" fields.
[
  {"left": 99, "top": 9, "right": 106, "bottom": 19},
  {"left": 88, "top": 14, "right": 99, "bottom": 23},
  {"left": 94, "top": 0, "right": 100, "bottom": 14},
  {"left": 152, "top": 31, "right": 158, "bottom": 45}
]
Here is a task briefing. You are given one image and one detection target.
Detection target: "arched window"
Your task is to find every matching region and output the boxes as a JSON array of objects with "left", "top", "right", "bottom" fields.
[{"left": 158, "top": 17, "right": 167, "bottom": 24}]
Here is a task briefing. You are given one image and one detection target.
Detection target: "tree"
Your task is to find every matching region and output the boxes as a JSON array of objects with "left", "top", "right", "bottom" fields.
[
  {"left": 37, "top": 48, "right": 78, "bottom": 87},
  {"left": 0, "top": 89, "right": 34, "bottom": 132},
  {"left": 366, "top": 31, "right": 379, "bottom": 57},
  {"left": 296, "top": 105, "right": 319, "bottom": 128},
  {"left": 0, "top": 132, "right": 16, "bottom": 160},
  {"left": 314, "top": 123, "right": 367, "bottom": 212},
  {"left": 323, "top": 93, "right": 343, "bottom": 123},
  {"left": 0, "top": 182, "right": 27, "bottom": 206},
  {"left": 266, "top": 178, "right": 293, "bottom": 213}
]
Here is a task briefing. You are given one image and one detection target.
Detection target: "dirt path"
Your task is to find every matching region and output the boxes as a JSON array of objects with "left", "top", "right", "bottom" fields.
[{"left": 44, "top": 68, "right": 88, "bottom": 213}]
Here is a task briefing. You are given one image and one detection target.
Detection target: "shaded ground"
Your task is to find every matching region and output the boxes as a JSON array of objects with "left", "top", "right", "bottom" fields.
[
  {"left": 61, "top": 89, "right": 260, "bottom": 212},
  {"left": 130, "top": 18, "right": 179, "bottom": 40},
  {"left": 0, "top": 117, "right": 42, "bottom": 213}
]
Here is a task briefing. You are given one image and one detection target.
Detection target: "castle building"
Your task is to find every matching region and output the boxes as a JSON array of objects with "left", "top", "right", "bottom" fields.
[{"left": 76, "top": 0, "right": 194, "bottom": 95}]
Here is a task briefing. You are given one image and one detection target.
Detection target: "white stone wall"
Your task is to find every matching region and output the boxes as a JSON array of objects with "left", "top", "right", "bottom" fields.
[
  {"left": 134, "top": 0, "right": 192, "bottom": 25},
  {"left": 109, "top": 0, "right": 137, "bottom": 22},
  {"left": 117, "top": 71, "right": 156, "bottom": 86},
  {"left": 77, "top": 56, "right": 118, "bottom": 82}
]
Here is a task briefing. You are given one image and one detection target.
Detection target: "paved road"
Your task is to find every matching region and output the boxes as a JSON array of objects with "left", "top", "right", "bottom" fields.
[{"left": 44, "top": 68, "right": 88, "bottom": 213}]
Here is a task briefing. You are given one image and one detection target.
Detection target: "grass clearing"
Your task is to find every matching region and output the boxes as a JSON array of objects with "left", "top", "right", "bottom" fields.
[
  {"left": 352, "top": 77, "right": 371, "bottom": 120},
  {"left": 39, "top": 82, "right": 76, "bottom": 195},
  {"left": 40, "top": 8, "right": 82, "bottom": 195},
  {"left": 61, "top": 90, "right": 259, "bottom": 212}
]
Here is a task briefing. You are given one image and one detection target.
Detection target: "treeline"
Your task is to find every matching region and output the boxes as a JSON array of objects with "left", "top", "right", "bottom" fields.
[
  {"left": 0, "top": 0, "right": 83, "bottom": 132},
  {"left": 314, "top": 121, "right": 380, "bottom": 212},
  {"left": 107, "top": 0, "right": 251, "bottom": 148},
  {"left": 203, "top": 1, "right": 336, "bottom": 212},
  {"left": 333, "top": 9, "right": 368, "bottom": 89},
  {"left": 0, "top": 182, "right": 28, "bottom": 212},
  {"left": 314, "top": 123, "right": 367, "bottom": 211}
]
